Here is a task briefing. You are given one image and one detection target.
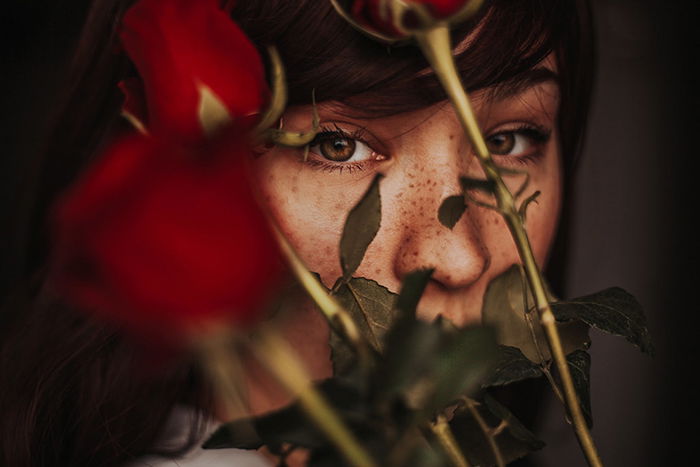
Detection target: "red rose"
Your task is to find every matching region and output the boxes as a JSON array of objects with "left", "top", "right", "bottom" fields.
[
  {"left": 51, "top": 132, "right": 285, "bottom": 348},
  {"left": 119, "top": 0, "right": 267, "bottom": 141},
  {"left": 348, "top": 0, "right": 474, "bottom": 38}
]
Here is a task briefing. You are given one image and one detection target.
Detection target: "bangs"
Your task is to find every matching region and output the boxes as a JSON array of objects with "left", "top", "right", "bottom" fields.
[{"left": 231, "top": 0, "right": 573, "bottom": 117}]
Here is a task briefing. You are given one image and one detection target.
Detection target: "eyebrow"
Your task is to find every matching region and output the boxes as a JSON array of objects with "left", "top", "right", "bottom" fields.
[{"left": 486, "top": 67, "right": 560, "bottom": 101}]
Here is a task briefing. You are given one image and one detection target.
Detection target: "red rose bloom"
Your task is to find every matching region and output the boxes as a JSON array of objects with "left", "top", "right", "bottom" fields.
[
  {"left": 51, "top": 132, "right": 284, "bottom": 347},
  {"left": 119, "top": 0, "right": 267, "bottom": 141},
  {"left": 48, "top": 0, "right": 286, "bottom": 349},
  {"left": 350, "top": 0, "right": 473, "bottom": 38}
]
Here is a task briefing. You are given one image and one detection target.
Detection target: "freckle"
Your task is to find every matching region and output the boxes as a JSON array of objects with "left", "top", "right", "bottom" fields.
[
  {"left": 291, "top": 185, "right": 298, "bottom": 193},
  {"left": 375, "top": 268, "right": 381, "bottom": 275},
  {"left": 409, "top": 184, "right": 415, "bottom": 188},
  {"left": 449, "top": 135, "right": 454, "bottom": 140},
  {"left": 413, "top": 251, "right": 418, "bottom": 256},
  {"left": 411, "top": 200, "right": 416, "bottom": 206}
]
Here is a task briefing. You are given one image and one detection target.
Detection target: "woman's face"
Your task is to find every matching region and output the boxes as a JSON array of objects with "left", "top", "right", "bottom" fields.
[
  {"left": 248, "top": 55, "right": 561, "bottom": 396},
  {"left": 255, "top": 56, "right": 561, "bottom": 314}
]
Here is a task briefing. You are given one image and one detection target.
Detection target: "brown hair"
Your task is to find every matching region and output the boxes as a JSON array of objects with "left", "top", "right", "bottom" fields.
[{"left": 0, "top": 1, "right": 594, "bottom": 465}]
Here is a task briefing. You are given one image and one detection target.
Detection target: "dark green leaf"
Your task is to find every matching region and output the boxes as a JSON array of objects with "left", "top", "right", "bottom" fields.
[
  {"left": 438, "top": 195, "right": 467, "bottom": 229},
  {"left": 204, "top": 377, "right": 370, "bottom": 452},
  {"left": 401, "top": 444, "right": 446, "bottom": 467},
  {"left": 328, "top": 330, "right": 354, "bottom": 377},
  {"left": 375, "top": 318, "right": 444, "bottom": 407},
  {"left": 377, "top": 321, "right": 498, "bottom": 416},
  {"left": 203, "top": 405, "right": 323, "bottom": 450},
  {"left": 335, "top": 277, "right": 397, "bottom": 349},
  {"left": 552, "top": 287, "right": 654, "bottom": 355},
  {"left": 330, "top": 277, "right": 398, "bottom": 375},
  {"left": 483, "top": 393, "right": 545, "bottom": 450},
  {"left": 396, "top": 268, "right": 434, "bottom": 318},
  {"left": 482, "top": 345, "right": 543, "bottom": 388},
  {"left": 450, "top": 397, "right": 544, "bottom": 466},
  {"left": 482, "top": 265, "right": 589, "bottom": 363},
  {"left": 339, "top": 174, "right": 383, "bottom": 281},
  {"left": 460, "top": 176, "right": 496, "bottom": 194},
  {"left": 429, "top": 326, "right": 499, "bottom": 412},
  {"left": 203, "top": 422, "right": 262, "bottom": 450},
  {"left": 566, "top": 350, "right": 593, "bottom": 427}
]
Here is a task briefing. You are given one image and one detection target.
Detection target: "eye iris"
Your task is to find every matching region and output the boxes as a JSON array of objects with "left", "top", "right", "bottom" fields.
[
  {"left": 320, "top": 137, "right": 356, "bottom": 162},
  {"left": 487, "top": 133, "right": 515, "bottom": 155}
]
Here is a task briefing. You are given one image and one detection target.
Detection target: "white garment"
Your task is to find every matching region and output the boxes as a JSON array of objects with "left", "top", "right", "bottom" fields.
[{"left": 125, "top": 406, "right": 272, "bottom": 467}]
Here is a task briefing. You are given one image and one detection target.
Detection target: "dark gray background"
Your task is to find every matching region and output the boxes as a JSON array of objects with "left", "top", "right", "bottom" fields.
[
  {"left": 536, "top": 1, "right": 695, "bottom": 465},
  {"left": 1, "top": 1, "right": 695, "bottom": 465}
]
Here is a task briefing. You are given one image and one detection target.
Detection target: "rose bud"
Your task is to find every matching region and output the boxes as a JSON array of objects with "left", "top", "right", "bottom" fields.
[
  {"left": 334, "top": 0, "right": 482, "bottom": 41},
  {"left": 118, "top": 0, "right": 268, "bottom": 142},
  {"left": 50, "top": 132, "right": 285, "bottom": 349}
]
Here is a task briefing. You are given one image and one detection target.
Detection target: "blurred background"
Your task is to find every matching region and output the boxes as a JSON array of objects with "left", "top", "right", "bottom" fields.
[{"left": 1, "top": 0, "right": 695, "bottom": 465}]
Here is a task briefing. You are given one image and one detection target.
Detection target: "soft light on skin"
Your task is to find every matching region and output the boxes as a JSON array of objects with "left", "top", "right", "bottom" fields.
[{"left": 244, "top": 56, "right": 561, "bottom": 419}]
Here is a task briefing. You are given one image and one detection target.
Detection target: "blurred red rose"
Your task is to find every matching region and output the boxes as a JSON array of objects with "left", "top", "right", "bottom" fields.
[
  {"left": 350, "top": 0, "right": 472, "bottom": 38},
  {"left": 51, "top": 132, "right": 285, "bottom": 348},
  {"left": 119, "top": 0, "right": 267, "bottom": 141}
]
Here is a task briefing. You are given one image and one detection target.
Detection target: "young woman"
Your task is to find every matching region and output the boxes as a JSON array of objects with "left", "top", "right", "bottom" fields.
[{"left": 0, "top": 0, "right": 594, "bottom": 465}]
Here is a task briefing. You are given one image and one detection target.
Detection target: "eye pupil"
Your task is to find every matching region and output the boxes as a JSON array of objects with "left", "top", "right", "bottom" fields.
[
  {"left": 320, "top": 137, "right": 356, "bottom": 161},
  {"left": 487, "top": 133, "right": 515, "bottom": 155}
]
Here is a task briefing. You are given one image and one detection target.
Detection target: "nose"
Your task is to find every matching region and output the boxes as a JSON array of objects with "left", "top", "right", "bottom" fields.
[
  {"left": 392, "top": 193, "right": 491, "bottom": 290},
  {"left": 390, "top": 132, "right": 491, "bottom": 291}
]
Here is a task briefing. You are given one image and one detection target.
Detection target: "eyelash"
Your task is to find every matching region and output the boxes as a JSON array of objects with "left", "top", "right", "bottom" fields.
[
  {"left": 300, "top": 123, "right": 551, "bottom": 173},
  {"left": 303, "top": 124, "right": 379, "bottom": 174},
  {"left": 488, "top": 123, "right": 552, "bottom": 166}
]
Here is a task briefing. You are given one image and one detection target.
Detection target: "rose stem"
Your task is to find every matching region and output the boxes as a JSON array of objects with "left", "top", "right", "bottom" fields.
[
  {"left": 270, "top": 222, "right": 373, "bottom": 369},
  {"left": 251, "top": 328, "right": 377, "bottom": 467},
  {"left": 414, "top": 24, "right": 602, "bottom": 467},
  {"left": 428, "top": 414, "right": 472, "bottom": 467},
  {"left": 518, "top": 267, "right": 566, "bottom": 405},
  {"left": 464, "top": 398, "right": 504, "bottom": 467},
  {"left": 195, "top": 332, "right": 250, "bottom": 421}
]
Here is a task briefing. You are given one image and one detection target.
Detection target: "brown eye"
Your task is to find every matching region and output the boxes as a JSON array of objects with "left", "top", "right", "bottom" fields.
[
  {"left": 319, "top": 137, "right": 356, "bottom": 162},
  {"left": 309, "top": 129, "right": 376, "bottom": 165},
  {"left": 486, "top": 133, "right": 516, "bottom": 155}
]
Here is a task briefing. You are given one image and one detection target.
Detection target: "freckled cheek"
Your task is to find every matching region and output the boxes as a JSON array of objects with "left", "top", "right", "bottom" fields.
[
  {"left": 473, "top": 176, "right": 561, "bottom": 270},
  {"left": 476, "top": 211, "right": 515, "bottom": 266},
  {"left": 527, "top": 186, "right": 561, "bottom": 266},
  {"left": 252, "top": 156, "right": 365, "bottom": 286}
]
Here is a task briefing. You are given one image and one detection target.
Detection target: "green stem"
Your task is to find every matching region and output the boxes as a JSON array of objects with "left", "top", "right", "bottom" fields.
[
  {"left": 252, "top": 329, "right": 377, "bottom": 467},
  {"left": 517, "top": 268, "right": 566, "bottom": 405},
  {"left": 415, "top": 25, "right": 602, "bottom": 467},
  {"left": 270, "top": 222, "right": 373, "bottom": 369},
  {"left": 464, "top": 398, "right": 504, "bottom": 467},
  {"left": 194, "top": 332, "right": 250, "bottom": 421},
  {"left": 428, "top": 415, "right": 471, "bottom": 467}
]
